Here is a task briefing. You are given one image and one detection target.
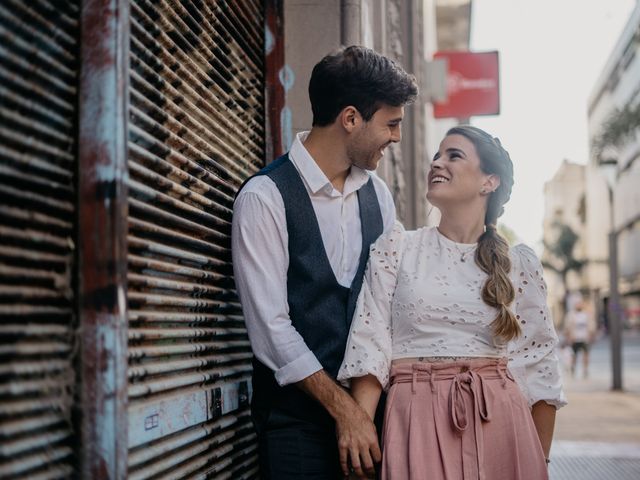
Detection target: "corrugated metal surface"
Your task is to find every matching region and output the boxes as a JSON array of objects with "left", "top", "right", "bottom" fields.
[
  {"left": 0, "top": 0, "right": 79, "bottom": 478},
  {"left": 127, "top": 0, "right": 265, "bottom": 477}
]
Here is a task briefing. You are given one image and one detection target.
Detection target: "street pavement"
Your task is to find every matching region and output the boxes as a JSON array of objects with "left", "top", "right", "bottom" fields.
[{"left": 549, "top": 329, "right": 640, "bottom": 479}]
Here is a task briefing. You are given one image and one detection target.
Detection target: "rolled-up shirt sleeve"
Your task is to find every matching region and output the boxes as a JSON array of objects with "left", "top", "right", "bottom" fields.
[
  {"left": 337, "top": 222, "right": 405, "bottom": 390},
  {"left": 232, "top": 178, "right": 322, "bottom": 386},
  {"left": 508, "top": 244, "right": 567, "bottom": 409}
]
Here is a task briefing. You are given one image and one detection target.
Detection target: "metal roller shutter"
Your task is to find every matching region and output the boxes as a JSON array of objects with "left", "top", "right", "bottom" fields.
[
  {"left": 0, "top": 1, "right": 79, "bottom": 478},
  {"left": 126, "top": 1, "right": 264, "bottom": 478}
]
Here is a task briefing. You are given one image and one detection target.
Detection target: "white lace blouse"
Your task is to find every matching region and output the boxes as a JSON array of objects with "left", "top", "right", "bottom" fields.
[{"left": 337, "top": 222, "right": 567, "bottom": 408}]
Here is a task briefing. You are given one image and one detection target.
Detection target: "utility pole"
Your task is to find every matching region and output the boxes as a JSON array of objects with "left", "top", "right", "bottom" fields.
[
  {"left": 601, "top": 160, "right": 623, "bottom": 391},
  {"left": 608, "top": 229, "right": 623, "bottom": 390}
]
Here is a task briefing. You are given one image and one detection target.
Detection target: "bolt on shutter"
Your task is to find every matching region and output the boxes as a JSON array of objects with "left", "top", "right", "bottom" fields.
[
  {"left": 126, "top": 1, "right": 264, "bottom": 478},
  {"left": 0, "top": 1, "right": 80, "bottom": 478}
]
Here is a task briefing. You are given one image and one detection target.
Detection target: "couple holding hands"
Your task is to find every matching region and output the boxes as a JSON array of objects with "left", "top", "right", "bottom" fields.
[{"left": 232, "top": 46, "right": 565, "bottom": 479}]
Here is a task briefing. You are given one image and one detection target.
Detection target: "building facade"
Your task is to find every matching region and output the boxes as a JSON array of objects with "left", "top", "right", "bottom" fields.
[{"left": 587, "top": 2, "right": 640, "bottom": 328}]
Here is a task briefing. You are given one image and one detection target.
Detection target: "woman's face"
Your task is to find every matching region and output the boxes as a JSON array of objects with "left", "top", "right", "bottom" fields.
[{"left": 426, "top": 134, "right": 496, "bottom": 208}]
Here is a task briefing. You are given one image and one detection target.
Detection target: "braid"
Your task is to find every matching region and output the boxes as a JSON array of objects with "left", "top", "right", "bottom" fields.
[
  {"left": 475, "top": 224, "right": 520, "bottom": 342},
  {"left": 478, "top": 139, "right": 519, "bottom": 342},
  {"left": 448, "top": 127, "right": 520, "bottom": 342}
]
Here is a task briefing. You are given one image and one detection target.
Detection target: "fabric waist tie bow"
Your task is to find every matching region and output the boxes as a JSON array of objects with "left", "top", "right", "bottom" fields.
[
  {"left": 449, "top": 369, "right": 492, "bottom": 479},
  {"left": 392, "top": 360, "right": 510, "bottom": 480}
]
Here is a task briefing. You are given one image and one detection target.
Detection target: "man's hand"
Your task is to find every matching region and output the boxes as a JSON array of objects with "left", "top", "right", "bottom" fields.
[
  {"left": 296, "top": 370, "right": 381, "bottom": 478},
  {"left": 335, "top": 401, "right": 381, "bottom": 478}
]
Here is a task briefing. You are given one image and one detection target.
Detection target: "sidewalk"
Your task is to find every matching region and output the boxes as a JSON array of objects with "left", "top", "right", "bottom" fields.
[{"left": 549, "top": 330, "right": 640, "bottom": 479}]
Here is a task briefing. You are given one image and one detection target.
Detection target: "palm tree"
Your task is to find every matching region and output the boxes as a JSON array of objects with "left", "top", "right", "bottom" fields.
[
  {"left": 592, "top": 104, "right": 640, "bottom": 162},
  {"left": 542, "top": 221, "right": 586, "bottom": 323}
]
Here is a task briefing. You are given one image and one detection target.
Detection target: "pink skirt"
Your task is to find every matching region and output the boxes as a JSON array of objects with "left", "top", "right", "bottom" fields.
[{"left": 381, "top": 359, "right": 548, "bottom": 480}]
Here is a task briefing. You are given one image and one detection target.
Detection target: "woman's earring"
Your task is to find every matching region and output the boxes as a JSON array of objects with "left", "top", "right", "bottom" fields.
[{"left": 480, "top": 188, "right": 486, "bottom": 194}]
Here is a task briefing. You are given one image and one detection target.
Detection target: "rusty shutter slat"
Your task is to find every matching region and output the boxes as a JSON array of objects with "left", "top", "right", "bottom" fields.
[
  {"left": 128, "top": 411, "right": 257, "bottom": 480},
  {"left": 0, "top": 1, "right": 79, "bottom": 478},
  {"left": 127, "top": 0, "right": 264, "bottom": 477},
  {"left": 0, "top": 447, "right": 74, "bottom": 479},
  {"left": 129, "top": 3, "right": 263, "bottom": 159}
]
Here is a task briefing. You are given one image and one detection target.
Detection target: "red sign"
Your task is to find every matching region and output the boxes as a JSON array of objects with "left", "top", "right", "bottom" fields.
[{"left": 433, "top": 51, "right": 500, "bottom": 119}]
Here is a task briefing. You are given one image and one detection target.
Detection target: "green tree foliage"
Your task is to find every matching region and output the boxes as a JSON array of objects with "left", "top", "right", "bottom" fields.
[
  {"left": 542, "top": 221, "right": 586, "bottom": 321},
  {"left": 592, "top": 104, "right": 640, "bottom": 161}
]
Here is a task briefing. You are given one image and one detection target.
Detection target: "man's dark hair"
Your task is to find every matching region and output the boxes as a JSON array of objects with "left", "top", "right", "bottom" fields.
[{"left": 308, "top": 45, "right": 418, "bottom": 127}]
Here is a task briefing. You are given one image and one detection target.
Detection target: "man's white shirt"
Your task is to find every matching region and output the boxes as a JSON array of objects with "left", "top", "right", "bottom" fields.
[{"left": 232, "top": 131, "right": 396, "bottom": 386}]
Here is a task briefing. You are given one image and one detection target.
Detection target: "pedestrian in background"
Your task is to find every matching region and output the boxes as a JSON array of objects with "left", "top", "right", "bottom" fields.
[
  {"left": 338, "top": 126, "right": 567, "bottom": 479},
  {"left": 232, "top": 46, "right": 417, "bottom": 479},
  {"left": 564, "top": 300, "right": 597, "bottom": 378}
]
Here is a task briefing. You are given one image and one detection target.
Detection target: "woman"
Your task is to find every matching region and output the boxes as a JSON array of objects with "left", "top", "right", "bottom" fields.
[{"left": 337, "top": 126, "right": 566, "bottom": 479}]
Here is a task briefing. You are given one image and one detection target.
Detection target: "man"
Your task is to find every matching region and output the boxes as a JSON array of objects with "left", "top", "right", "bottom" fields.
[
  {"left": 232, "top": 46, "right": 417, "bottom": 479},
  {"left": 564, "top": 300, "right": 597, "bottom": 378}
]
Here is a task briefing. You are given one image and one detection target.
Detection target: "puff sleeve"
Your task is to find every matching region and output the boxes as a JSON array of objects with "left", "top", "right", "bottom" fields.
[
  {"left": 337, "top": 221, "right": 405, "bottom": 390},
  {"left": 508, "top": 244, "right": 568, "bottom": 409}
]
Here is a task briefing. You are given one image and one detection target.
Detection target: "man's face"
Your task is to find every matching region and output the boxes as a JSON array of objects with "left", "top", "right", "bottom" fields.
[{"left": 346, "top": 104, "right": 404, "bottom": 171}]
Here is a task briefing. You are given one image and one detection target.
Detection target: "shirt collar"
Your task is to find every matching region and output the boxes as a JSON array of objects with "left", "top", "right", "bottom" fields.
[{"left": 289, "top": 131, "right": 371, "bottom": 196}]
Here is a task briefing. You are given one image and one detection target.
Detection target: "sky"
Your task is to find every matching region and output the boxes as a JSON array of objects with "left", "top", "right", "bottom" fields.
[{"left": 469, "top": 0, "right": 637, "bottom": 249}]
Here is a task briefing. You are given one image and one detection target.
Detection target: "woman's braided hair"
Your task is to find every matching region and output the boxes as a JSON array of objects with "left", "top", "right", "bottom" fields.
[{"left": 446, "top": 125, "right": 520, "bottom": 342}]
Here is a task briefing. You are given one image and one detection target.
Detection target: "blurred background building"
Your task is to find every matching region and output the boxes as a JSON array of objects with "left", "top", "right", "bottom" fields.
[
  {"left": 586, "top": 0, "right": 640, "bottom": 329},
  {"left": 0, "top": 0, "right": 474, "bottom": 478},
  {"left": 541, "top": 1, "right": 640, "bottom": 332},
  {"left": 542, "top": 160, "right": 587, "bottom": 326}
]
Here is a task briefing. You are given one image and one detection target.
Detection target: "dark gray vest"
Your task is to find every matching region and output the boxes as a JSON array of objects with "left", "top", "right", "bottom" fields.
[{"left": 238, "top": 154, "right": 383, "bottom": 425}]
